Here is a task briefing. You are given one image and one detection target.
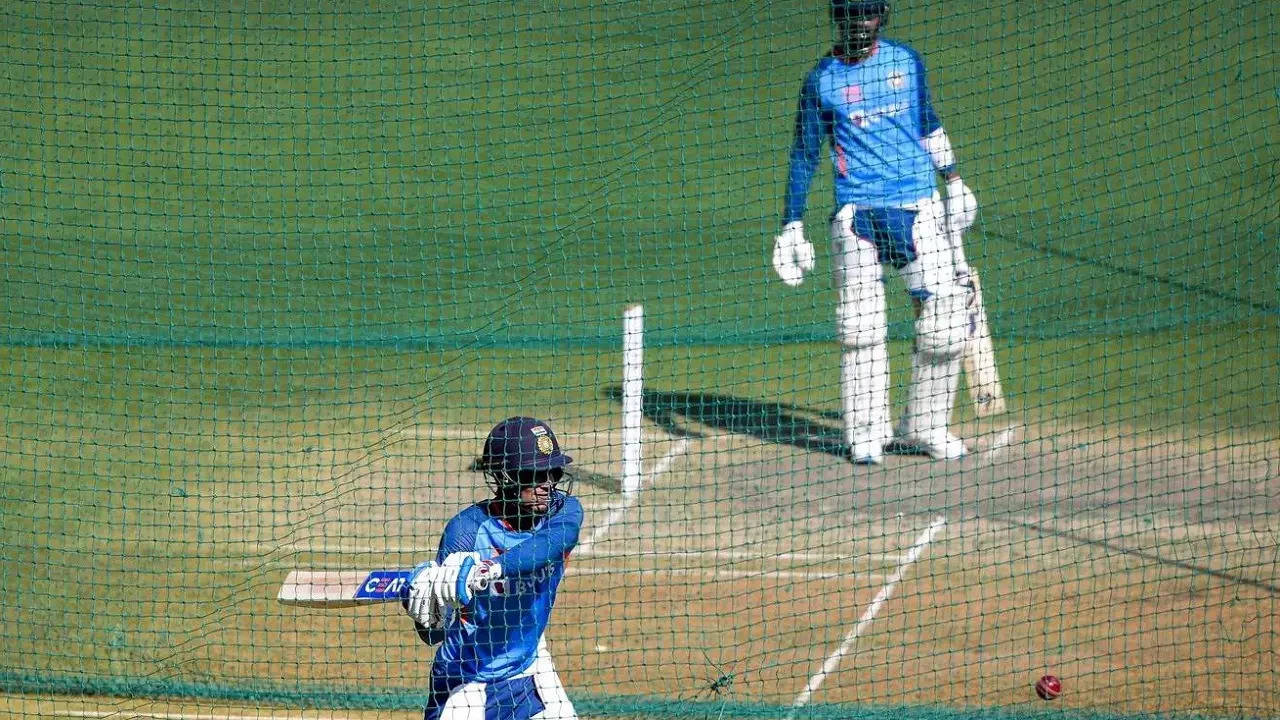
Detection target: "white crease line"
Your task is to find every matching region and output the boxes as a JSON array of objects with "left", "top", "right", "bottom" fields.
[
  {"left": 279, "top": 565, "right": 887, "bottom": 582},
  {"left": 577, "top": 437, "right": 691, "bottom": 552},
  {"left": 399, "top": 427, "right": 626, "bottom": 442},
  {"left": 52, "top": 707, "right": 345, "bottom": 712},
  {"left": 569, "top": 567, "right": 885, "bottom": 582},
  {"left": 578, "top": 549, "right": 900, "bottom": 564},
  {"left": 277, "top": 543, "right": 898, "bottom": 565},
  {"left": 786, "top": 515, "right": 947, "bottom": 717},
  {"left": 399, "top": 425, "right": 749, "bottom": 448}
]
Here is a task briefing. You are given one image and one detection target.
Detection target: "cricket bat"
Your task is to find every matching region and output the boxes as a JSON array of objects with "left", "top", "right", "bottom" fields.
[
  {"left": 946, "top": 225, "right": 1006, "bottom": 417},
  {"left": 962, "top": 271, "right": 1006, "bottom": 416},
  {"left": 277, "top": 569, "right": 410, "bottom": 608}
]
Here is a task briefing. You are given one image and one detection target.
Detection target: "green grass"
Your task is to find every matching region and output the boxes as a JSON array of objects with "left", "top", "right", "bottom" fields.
[{"left": 0, "top": 0, "right": 1274, "bottom": 346}]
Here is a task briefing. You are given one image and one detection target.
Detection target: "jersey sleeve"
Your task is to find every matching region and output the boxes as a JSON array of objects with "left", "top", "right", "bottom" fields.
[
  {"left": 496, "top": 494, "right": 583, "bottom": 576},
  {"left": 783, "top": 69, "right": 831, "bottom": 224},
  {"left": 913, "top": 51, "right": 943, "bottom": 138}
]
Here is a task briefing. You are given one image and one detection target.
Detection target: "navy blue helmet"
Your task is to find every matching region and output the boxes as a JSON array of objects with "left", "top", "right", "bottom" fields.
[
  {"left": 481, "top": 416, "right": 572, "bottom": 474},
  {"left": 480, "top": 417, "right": 573, "bottom": 513}
]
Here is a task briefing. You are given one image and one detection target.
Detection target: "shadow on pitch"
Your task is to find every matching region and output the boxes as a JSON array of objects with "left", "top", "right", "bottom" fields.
[
  {"left": 602, "top": 386, "right": 847, "bottom": 460},
  {"left": 1001, "top": 517, "right": 1279, "bottom": 596}
]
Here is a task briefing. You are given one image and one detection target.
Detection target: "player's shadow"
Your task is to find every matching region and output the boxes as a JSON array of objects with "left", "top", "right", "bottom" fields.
[{"left": 602, "top": 386, "right": 847, "bottom": 459}]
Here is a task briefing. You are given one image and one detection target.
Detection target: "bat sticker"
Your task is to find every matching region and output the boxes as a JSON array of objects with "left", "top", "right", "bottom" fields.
[{"left": 354, "top": 570, "right": 412, "bottom": 601}]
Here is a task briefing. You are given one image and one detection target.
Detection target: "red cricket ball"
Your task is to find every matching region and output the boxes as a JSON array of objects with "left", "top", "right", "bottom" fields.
[{"left": 1035, "top": 674, "right": 1063, "bottom": 700}]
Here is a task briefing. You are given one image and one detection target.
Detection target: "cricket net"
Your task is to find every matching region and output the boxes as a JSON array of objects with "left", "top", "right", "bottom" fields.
[{"left": 1, "top": 1, "right": 1276, "bottom": 719}]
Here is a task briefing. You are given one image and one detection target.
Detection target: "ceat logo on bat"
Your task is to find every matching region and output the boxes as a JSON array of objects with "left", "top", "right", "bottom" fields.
[{"left": 355, "top": 570, "right": 410, "bottom": 599}]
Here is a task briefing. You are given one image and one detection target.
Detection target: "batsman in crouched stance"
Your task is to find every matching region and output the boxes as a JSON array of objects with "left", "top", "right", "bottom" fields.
[
  {"left": 772, "top": 0, "right": 979, "bottom": 463},
  {"left": 403, "top": 417, "right": 582, "bottom": 720}
]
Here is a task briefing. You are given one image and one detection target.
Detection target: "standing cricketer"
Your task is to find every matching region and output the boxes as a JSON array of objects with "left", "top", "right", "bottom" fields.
[
  {"left": 403, "top": 417, "right": 582, "bottom": 719},
  {"left": 771, "top": 0, "right": 980, "bottom": 463}
]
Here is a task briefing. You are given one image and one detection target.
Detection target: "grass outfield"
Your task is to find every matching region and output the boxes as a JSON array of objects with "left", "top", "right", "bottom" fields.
[{"left": 0, "top": 0, "right": 1274, "bottom": 346}]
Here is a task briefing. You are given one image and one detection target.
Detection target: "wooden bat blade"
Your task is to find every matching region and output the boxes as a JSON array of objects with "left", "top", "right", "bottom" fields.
[
  {"left": 278, "top": 569, "right": 411, "bottom": 607},
  {"left": 963, "top": 273, "right": 1006, "bottom": 417}
]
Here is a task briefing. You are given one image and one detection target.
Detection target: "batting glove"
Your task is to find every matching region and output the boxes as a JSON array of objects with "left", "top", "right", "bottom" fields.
[
  {"left": 771, "top": 221, "right": 815, "bottom": 287},
  {"left": 467, "top": 559, "right": 502, "bottom": 594},
  {"left": 434, "top": 552, "right": 483, "bottom": 607},
  {"left": 405, "top": 560, "right": 448, "bottom": 630},
  {"left": 944, "top": 177, "right": 978, "bottom": 234}
]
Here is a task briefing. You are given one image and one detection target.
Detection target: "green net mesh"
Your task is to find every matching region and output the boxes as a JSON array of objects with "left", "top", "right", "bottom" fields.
[{"left": 1, "top": 0, "right": 1276, "bottom": 718}]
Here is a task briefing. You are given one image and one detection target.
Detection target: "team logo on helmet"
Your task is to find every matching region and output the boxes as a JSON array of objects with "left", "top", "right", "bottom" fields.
[{"left": 528, "top": 424, "right": 555, "bottom": 455}]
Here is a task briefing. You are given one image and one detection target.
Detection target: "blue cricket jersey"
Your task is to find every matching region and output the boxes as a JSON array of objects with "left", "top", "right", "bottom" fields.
[
  {"left": 427, "top": 493, "right": 583, "bottom": 684},
  {"left": 784, "top": 39, "right": 944, "bottom": 222}
]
